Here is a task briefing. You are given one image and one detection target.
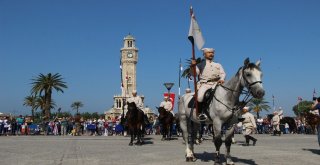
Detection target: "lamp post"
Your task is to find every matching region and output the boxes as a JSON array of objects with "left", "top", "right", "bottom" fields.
[{"left": 164, "top": 82, "right": 174, "bottom": 101}]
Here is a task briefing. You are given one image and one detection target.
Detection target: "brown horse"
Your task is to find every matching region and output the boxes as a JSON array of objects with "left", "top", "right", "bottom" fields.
[
  {"left": 126, "top": 102, "right": 145, "bottom": 146},
  {"left": 304, "top": 112, "right": 320, "bottom": 134},
  {"left": 158, "top": 107, "right": 174, "bottom": 140},
  {"left": 267, "top": 114, "right": 297, "bottom": 134}
]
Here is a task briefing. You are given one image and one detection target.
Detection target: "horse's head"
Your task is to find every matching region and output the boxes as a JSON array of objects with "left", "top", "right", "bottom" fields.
[
  {"left": 127, "top": 101, "right": 137, "bottom": 111},
  {"left": 240, "top": 58, "right": 265, "bottom": 99},
  {"left": 157, "top": 107, "right": 166, "bottom": 120}
]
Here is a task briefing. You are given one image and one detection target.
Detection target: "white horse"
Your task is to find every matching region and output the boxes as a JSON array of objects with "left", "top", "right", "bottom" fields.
[{"left": 178, "top": 58, "right": 265, "bottom": 165}]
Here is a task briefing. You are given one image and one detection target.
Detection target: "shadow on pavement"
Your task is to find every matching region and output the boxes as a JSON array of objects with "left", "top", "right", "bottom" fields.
[
  {"left": 302, "top": 148, "right": 320, "bottom": 155},
  {"left": 232, "top": 157, "right": 258, "bottom": 165},
  {"left": 194, "top": 152, "right": 213, "bottom": 162},
  {"left": 143, "top": 141, "right": 154, "bottom": 145},
  {"left": 194, "top": 152, "right": 258, "bottom": 165}
]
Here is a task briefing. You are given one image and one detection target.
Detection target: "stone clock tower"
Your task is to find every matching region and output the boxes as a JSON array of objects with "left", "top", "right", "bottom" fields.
[
  {"left": 105, "top": 34, "right": 154, "bottom": 119},
  {"left": 121, "top": 34, "right": 138, "bottom": 97}
]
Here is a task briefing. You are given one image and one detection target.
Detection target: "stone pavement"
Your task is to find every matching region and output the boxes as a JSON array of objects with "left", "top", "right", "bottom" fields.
[{"left": 0, "top": 134, "right": 319, "bottom": 165}]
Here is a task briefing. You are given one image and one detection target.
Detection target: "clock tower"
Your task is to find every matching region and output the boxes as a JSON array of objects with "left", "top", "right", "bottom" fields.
[
  {"left": 121, "top": 34, "right": 138, "bottom": 97},
  {"left": 105, "top": 34, "right": 155, "bottom": 119}
]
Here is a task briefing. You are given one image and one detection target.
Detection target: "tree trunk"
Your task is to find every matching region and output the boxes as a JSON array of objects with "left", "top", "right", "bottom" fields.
[
  {"left": 45, "top": 90, "right": 52, "bottom": 120},
  {"left": 31, "top": 108, "right": 35, "bottom": 121},
  {"left": 257, "top": 111, "right": 260, "bottom": 119}
]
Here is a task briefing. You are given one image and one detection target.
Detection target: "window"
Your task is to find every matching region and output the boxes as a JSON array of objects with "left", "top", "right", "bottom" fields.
[{"left": 128, "top": 41, "right": 132, "bottom": 47}]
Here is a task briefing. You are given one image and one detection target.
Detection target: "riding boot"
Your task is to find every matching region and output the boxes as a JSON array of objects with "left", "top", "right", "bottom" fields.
[
  {"left": 197, "top": 102, "right": 207, "bottom": 121},
  {"left": 248, "top": 135, "right": 257, "bottom": 146},
  {"left": 244, "top": 135, "right": 250, "bottom": 146}
]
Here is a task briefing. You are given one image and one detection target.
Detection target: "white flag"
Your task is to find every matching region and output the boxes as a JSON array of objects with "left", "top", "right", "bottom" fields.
[{"left": 188, "top": 12, "right": 205, "bottom": 50}]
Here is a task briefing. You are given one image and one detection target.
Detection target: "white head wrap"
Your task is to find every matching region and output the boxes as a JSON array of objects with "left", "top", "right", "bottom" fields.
[
  {"left": 243, "top": 106, "right": 249, "bottom": 110},
  {"left": 132, "top": 90, "right": 137, "bottom": 94},
  {"left": 201, "top": 48, "right": 215, "bottom": 53}
]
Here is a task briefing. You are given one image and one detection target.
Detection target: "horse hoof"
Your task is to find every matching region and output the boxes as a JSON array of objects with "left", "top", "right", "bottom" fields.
[
  {"left": 129, "top": 143, "right": 133, "bottom": 146},
  {"left": 186, "top": 157, "right": 195, "bottom": 162},
  {"left": 135, "top": 142, "right": 141, "bottom": 146}
]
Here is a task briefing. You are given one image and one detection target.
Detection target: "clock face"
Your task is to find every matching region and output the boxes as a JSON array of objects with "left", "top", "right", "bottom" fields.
[{"left": 127, "top": 52, "right": 133, "bottom": 58}]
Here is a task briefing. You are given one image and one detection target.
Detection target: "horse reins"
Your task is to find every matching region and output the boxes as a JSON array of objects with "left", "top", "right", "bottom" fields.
[{"left": 212, "top": 66, "right": 263, "bottom": 113}]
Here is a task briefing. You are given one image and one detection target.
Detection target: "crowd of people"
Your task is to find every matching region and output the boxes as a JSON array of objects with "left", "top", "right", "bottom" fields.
[
  {"left": 0, "top": 112, "right": 316, "bottom": 137},
  {"left": 0, "top": 113, "right": 174, "bottom": 137}
]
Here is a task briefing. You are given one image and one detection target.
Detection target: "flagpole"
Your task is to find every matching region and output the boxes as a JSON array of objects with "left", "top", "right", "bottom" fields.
[
  {"left": 178, "top": 58, "right": 181, "bottom": 98},
  {"left": 120, "top": 56, "right": 125, "bottom": 124},
  {"left": 272, "top": 95, "right": 275, "bottom": 111},
  {"left": 189, "top": 7, "right": 199, "bottom": 116}
]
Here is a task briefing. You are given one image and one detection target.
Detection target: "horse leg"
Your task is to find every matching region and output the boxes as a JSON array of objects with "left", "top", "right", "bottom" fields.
[
  {"left": 188, "top": 119, "right": 197, "bottom": 161},
  {"left": 224, "top": 126, "right": 235, "bottom": 165},
  {"left": 168, "top": 123, "right": 172, "bottom": 140},
  {"left": 136, "top": 126, "right": 141, "bottom": 145},
  {"left": 180, "top": 114, "right": 195, "bottom": 161},
  {"left": 194, "top": 123, "right": 202, "bottom": 145},
  {"left": 213, "top": 120, "right": 223, "bottom": 165},
  {"left": 129, "top": 128, "right": 134, "bottom": 146},
  {"left": 161, "top": 124, "right": 166, "bottom": 141},
  {"left": 137, "top": 128, "right": 142, "bottom": 146}
]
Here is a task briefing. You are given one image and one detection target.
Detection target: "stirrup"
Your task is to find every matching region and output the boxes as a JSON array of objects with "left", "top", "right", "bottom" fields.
[{"left": 197, "top": 114, "right": 207, "bottom": 121}]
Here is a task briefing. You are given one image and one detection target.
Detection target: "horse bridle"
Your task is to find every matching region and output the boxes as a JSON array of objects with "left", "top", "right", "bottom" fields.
[
  {"left": 213, "top": 66, "right": 263, "bottom": 113},
  {"left": 241, "top": 66, "right": 263, "bottom": 90}
]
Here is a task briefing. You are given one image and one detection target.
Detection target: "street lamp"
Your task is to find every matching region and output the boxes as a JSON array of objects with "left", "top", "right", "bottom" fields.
[{"left": 164, "top": 82, "right": 174, "bottom": 101}]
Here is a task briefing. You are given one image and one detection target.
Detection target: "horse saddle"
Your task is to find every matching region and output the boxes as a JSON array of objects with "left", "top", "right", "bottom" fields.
[{"left": 188, "top": 88, "right": 215, "bottom": 109}]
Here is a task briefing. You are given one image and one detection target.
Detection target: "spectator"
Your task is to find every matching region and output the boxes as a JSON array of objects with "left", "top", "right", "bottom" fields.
[
  {"left": 241, "top": 106, "right": 257, "bottom": 146},
  {"left": 61, "top": 117, "right": 68, "bottom": 136},
  {"left": 16, "top": 115, "right": 24, "bottom": 135},
  {"left": 311, "top": 97, "right": 320, "bottom": 146},
  {"left": 285, "top": 123, "right": 290, "bottom": 134}
]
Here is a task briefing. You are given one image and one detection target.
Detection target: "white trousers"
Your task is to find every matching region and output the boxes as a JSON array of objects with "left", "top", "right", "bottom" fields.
[{"left": 197, "top": 83, "right": 217, "bottom": 102}]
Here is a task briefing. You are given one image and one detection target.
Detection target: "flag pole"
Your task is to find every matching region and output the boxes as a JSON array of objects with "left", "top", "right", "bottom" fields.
[
  {"left": 189, "top": 6, "right": 199, "bottom": 116},
  {"left": 178, "top": 58, "right": 182, "bottom": 98},
  {"left": 120, "top": 56, "right": 125, "bottom": 124}
]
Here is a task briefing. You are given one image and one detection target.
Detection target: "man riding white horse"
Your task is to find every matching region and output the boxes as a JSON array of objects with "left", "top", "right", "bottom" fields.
[{"left": 191, "top": 48, "right": 226, "bottom": 121}]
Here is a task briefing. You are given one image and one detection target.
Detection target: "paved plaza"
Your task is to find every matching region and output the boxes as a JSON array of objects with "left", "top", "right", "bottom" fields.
[{"left": 0, "top": 134, "right": 319, "bottom": 165}]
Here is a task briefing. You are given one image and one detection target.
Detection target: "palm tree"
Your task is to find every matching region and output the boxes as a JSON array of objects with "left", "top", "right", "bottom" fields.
[
  {"left": 248, "top": 98, "right": 271, "bottom": 119},
  {"left": 181, "top": 57, "right": 202, "bottom": 78},
  {"left": 34, "top": 96, "right": 56, "bottom": 118},
  {"left": 31, "top": 73, "right": 67, "bottom": 120},
  {"left": 23, "top": 95, "right": 37, "bottom": 119},
  {"left": 71, "top": 101, "right": 84, "bottom": 114}
]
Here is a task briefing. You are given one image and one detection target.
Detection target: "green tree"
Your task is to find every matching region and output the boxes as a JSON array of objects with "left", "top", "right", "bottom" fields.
[
  {"left": 34, "top": 96, "right": 56, "bottom": 118},
  {"left": 181, "top": 57, "right": 202, "bottom": 78},
  {"left": 248, "top": 98, "right": 271, "bottom": 119},
  {"left": 292, "top": 100, "right": 313, "bottom": 117},
  {"left": 71, "top": 101, "right": 84, "bottom": 114},
  {"left": 23, "top": 95, "right": 37, "bottom": 119},
  {"left": 31, "top": 73, "right": 67, "bottom": 120}
]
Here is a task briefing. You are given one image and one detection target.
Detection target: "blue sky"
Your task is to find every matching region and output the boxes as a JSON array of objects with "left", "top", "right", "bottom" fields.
[{"left": 1, "top": 0, "right": 319, "bottom": 117}]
